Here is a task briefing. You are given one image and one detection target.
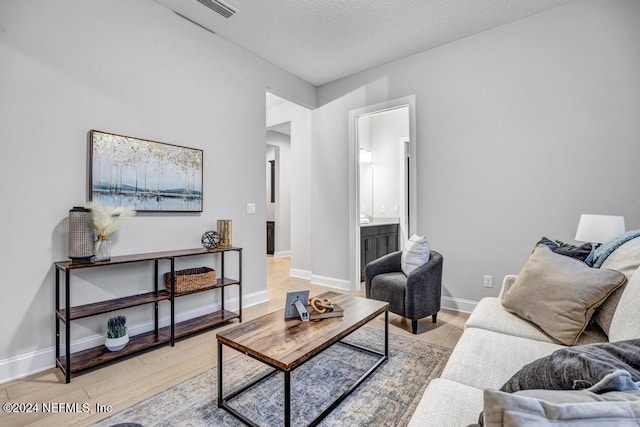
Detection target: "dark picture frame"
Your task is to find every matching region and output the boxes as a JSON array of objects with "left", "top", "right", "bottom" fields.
[{"left": 89, "top": 130, "right": 203, "bottom": 212}]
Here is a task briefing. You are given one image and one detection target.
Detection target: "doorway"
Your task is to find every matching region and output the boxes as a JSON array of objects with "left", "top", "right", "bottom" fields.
[
  {"left": 265, "top": 90, "right": 313, "bottom": 279},
  {"left": 349, "top": 96, "right": 417, "bottom": 291},
  {"left": 265, "top": 129, "right": 291, "bottom": 258}
]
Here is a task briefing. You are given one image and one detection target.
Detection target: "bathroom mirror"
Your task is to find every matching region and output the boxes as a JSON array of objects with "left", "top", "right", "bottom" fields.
[{"left": 357, "top": 107, "right": 409, "bottom": 227}]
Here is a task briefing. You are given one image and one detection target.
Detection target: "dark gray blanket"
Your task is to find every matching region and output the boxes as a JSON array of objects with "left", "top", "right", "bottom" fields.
[{"left": 501, "top": 339, "right": 640, "bottom": 393}]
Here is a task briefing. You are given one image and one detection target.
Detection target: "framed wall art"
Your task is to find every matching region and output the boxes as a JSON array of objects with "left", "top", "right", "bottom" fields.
[{"left": 89, "top": 130, "right": 203, "bottom": 212}]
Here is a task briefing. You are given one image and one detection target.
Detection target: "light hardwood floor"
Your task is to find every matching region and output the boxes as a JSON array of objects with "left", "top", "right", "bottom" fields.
[{"left": 0, "top": 256, "right": 468, "bottom": 427}]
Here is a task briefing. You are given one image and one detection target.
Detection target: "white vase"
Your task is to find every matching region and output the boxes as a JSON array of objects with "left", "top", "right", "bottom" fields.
[{"left": 105, "top": 333, "right": 129, "bottom": 352}]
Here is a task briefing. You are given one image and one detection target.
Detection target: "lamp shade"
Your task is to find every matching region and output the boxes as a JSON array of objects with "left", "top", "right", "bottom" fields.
[{"left": 575, "top": 214, "right": 625, "bottom": 243}]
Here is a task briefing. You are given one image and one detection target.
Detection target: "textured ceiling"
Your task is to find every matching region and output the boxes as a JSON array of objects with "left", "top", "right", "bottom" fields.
[{"left": 154, "top": 0, "right": 574, "bottom": 86}]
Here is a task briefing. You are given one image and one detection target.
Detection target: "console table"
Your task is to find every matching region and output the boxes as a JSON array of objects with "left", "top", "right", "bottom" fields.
[{"left": 54, "top": 247, "right": 242, "bottom": 383}]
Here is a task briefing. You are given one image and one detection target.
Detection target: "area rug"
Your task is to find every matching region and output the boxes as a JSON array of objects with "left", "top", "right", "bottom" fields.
[{"left": 92, "top": 327, "right": 451, "bottom": 427}]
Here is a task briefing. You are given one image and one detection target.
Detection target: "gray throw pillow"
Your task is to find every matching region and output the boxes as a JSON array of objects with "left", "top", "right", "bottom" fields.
[
  {"left": 501, "top": 245, "right": 626, "bottom": 345},
  {"left": 500, "top": 339, "right": 640, "bottom": 393}
]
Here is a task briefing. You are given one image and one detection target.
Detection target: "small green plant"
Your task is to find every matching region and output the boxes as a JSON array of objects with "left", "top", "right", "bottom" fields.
[{"left": 107, "top": 315, "right": 127, "bottom": 339}]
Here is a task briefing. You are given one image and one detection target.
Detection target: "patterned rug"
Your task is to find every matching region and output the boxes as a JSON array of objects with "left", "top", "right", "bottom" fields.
[{"left": 92, "top": 327, "right": 451, "bottom": 427}]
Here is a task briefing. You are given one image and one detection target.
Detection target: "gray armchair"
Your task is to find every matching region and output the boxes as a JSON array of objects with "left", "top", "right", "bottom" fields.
[{"left": 365, "top": 250, "right": 443, "bottom": 334}]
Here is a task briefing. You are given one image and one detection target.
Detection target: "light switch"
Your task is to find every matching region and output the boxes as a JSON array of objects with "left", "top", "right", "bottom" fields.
[{"left": 246, "top": 203, "right": 256, "bottom": 214}]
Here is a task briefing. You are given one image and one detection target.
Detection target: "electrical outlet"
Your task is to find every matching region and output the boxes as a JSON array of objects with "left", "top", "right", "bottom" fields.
[
  {"left": 246, "top": 203, "right": 256, "bottom": 214},
  {"left": 483, "top": 275, "right": 493, "bottom": 288}
]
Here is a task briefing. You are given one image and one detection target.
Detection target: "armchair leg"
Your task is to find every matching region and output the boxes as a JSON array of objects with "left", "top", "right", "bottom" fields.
[
  {"left": 411, "top": 319, "right": 418, "bottom": 334},
  {"left": 432, "top": 313, "right": 437, "bottom": 323}
]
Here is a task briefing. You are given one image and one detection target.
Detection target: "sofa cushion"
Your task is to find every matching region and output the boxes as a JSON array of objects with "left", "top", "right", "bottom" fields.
[
  {"left": 401, "top": 233, "right": 430, "bottom": 276},
  {"left": 482, "top": 388, "right": 640, "bottom": 426},
  {"left": 609, "top": 270, "right": 640, "bottom": 342},
  {"left": 408, "top": 378, "right": 484, "bottom": 427},
  {"left": 500, "top": 339, "right": 640, "bottom": 393},
  {"left": 595, "top": 237, "right": 640, "bottom": 336},
  {"left": 466, "top": 297, "right": 607, "bottom": 345},
  {"left": 501, "top": 245, "right": 626, "bottom": 345},
  {"left": 441, "top": 328, "right": 562, "bottom": 390}
]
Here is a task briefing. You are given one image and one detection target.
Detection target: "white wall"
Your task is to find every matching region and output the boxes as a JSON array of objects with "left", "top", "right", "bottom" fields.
[
  {"left": 313, "top": 0, "right": 640, "bottom": 308},
  {"left": 0, "top": 0, "right": 315, "bottom": 382},
  {"left": 266, "top": 132, "right": 292, "bottom": 256},
  {"left": 266, "top": 98, "right": 313, "bottom": 277}
]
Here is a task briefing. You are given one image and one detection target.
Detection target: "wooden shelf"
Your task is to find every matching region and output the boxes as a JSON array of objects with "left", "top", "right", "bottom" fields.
[
  {"left": 56, "top": 329, "right": 171, "bottom": 375},
  {"left": 173, "top": 310, "right": 240, "bottom": 339},
  {"left": 57, "top": 291, "right": 171, "bottom": 321},
  {"left": 56, "top": 310, "right": 240, "bottom": 376},
  {"left": 173, "top": 278, "right": 240, "bottom": 297},
  {"left": 55, "top": 247, "right": 242, "bottom": 271}
]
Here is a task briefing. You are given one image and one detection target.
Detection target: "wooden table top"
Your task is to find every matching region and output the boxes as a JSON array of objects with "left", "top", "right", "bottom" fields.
[{"left": 216, "top": 291, "right": 388, "bottom": 371}]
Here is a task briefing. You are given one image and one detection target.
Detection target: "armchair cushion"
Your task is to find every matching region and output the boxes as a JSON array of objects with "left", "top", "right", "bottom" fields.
[
  {"left": 401, "top": 234, "right": 430, "bottom": 276},
  {"left": 370, "top": 272, "right": 407, "bottom": 315}
]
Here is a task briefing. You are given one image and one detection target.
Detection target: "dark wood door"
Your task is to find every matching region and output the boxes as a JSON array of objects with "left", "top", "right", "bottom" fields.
[
  {"left": 266, "top": 221, "right": 275, "bottom": 255},
  {"left": 378, "top": 232, "right": 398, "bottom": 257},
  {"left": 361, "top": 235, "right": 379, "bottom": 282}
]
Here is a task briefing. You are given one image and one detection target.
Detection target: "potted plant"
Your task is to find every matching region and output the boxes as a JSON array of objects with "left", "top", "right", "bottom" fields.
[{"left": 105, "top": 315, "right": 129, "bottom": 352}]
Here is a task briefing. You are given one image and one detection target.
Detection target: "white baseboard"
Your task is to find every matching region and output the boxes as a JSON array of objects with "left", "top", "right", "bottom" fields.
[
  {"left": 289, "top": 268, "right": 311, "bottom": 280},
  {"left": 310, "top": 274, "right": 351, "bottom": 291},
  {"left": 274, "top": 250, "right": 291, "bottom": 258},
  {"left": 0, "top": 290, "right": 269, "bottom": 385},
  {"left": 441, "top": 296, "right": 478, "bottom": 314}
]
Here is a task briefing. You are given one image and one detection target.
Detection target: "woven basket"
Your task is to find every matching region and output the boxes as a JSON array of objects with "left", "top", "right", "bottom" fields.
[{"left": 164, "top": 267, "right": 217, "bottom": 294}]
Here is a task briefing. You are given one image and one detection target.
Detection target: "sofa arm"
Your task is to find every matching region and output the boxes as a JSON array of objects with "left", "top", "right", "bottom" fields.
[
  {"left": 498, "top": 275, "right": 518, "bottom": 299},
  {"left": 406, "top": 251, "right": 443, "bottom": 319},
  {"left": 365, "top": 251, "right": 402, "bottom": 298}
]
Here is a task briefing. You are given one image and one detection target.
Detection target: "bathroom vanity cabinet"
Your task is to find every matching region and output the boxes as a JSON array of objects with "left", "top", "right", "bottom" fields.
[{"left": 361, "top": 223, "right": 398, "bottom": 281}]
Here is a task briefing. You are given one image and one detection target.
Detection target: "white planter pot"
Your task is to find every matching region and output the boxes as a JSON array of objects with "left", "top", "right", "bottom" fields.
[{"left": 105, "top": 334, "right": 129, "bottom": 352}]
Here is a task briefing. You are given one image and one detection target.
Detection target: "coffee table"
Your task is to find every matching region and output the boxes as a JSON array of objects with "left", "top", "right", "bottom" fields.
[{"left": 216, "top": 291, "right": 389, "bottom": 427}]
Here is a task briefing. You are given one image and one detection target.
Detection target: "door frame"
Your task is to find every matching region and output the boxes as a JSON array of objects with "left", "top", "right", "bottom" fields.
[{"left": 348, "top": 95, "right": 417, "bottom": 291}]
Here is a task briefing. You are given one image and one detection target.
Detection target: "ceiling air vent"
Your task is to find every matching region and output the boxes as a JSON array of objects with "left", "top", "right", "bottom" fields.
[{"left": 196, "top": 0, "right": 237, "bottom": 19}]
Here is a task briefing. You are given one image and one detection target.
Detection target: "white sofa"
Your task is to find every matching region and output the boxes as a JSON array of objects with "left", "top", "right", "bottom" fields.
[{"left": 408, "top": 237, "right": 640, "bottom": 426}]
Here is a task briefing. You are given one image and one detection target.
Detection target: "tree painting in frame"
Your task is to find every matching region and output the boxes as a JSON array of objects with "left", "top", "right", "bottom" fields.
[{"left": 89, "top": 130, "right": 203, "bottom": 212}]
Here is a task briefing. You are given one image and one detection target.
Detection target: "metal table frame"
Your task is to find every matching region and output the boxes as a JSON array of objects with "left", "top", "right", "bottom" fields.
[{"left": 217, "top": 310, "right": 389, "bottom": 427}]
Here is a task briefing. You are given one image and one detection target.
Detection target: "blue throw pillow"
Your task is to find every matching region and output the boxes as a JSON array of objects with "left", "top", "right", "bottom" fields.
[{"left": 592, "top": 230, "right": 640, "bottom": 268}]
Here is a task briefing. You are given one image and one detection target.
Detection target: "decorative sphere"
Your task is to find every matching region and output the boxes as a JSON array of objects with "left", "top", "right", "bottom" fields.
[{"left": 201, "top": 231, "right": 221, "bottom": 249}]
